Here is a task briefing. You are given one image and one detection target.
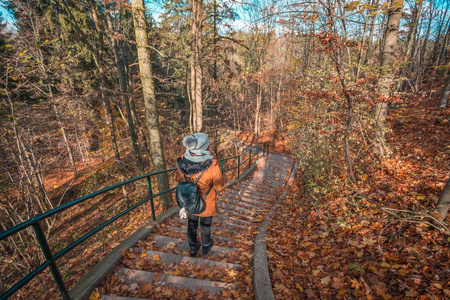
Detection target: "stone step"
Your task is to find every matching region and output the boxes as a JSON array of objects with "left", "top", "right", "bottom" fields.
[
  {"left": 115, "top": 267, "right": 235, "bottom": 294},
  {"left": 217, "top": 209, "right": 260, "bottom": 223},
  {"left": 216, "top": 196, "right": 261, "bottom": 210},
  {"left": 134, "top": 249, "right": 240, "bottom": 269},
  {"left": 231, "top": 186, "right": 281, "bottom": 199},
  {"left": 217, "top": 201, "right": 262, "bottom": 216},
  {"left": 159, "top": 225, "right": 236, "bottom": 245},
  {"left": 215, "top": 213, "right": 255, "bottom": 227},
  {"left": 236, "top": 182, "right": 280, "bottom": 194},
  {"left": 225, "top": 189, "right": 274, "bottom": 202},
  {"left": 169, "top": 215, "right": 250, "bottom": 232},
  {"left": 151, "top": 234, "right": 237, "bottom": 256},
  {"left": 219, "top": 193, "right": 272, "bottom": 207}
]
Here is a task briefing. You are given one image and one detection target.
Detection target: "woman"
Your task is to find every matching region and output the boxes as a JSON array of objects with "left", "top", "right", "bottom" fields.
[{"left": 176, "top": 133, "right": 225, "bottom": 257}]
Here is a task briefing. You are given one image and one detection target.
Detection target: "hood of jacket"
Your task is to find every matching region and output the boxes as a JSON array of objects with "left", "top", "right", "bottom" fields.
[{"left": 176, "top": 157, "right": 213, "bottom": 175}]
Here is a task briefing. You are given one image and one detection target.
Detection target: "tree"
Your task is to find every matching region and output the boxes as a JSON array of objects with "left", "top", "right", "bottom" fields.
[
  {"left": 373, "top": 0, "right": 404, "bottom": 157},
  {"left": 106, "top": 7, "right": 144, "bottom": 173},
  {"left": 438, "top": 76, "right": 450, "bottom": 109},
  {"left": 131, "top": 0, "right": 171, "bottom": 208},
  {"left": 436, "top": 178, "right": 450, "bottom": 221},
  {"left": 190, "top": 0, "right": 204, "bottom": 132}
]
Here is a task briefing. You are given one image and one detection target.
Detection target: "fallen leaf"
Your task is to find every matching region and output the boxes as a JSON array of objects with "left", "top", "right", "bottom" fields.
[{"left": 320, "top": 276, "right": 331, "bottom": 285}]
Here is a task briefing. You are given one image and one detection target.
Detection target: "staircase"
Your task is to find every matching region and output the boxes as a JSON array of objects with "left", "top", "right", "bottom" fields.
[{"left": 97, "top": 153, "right": 294, "bottom": 300}]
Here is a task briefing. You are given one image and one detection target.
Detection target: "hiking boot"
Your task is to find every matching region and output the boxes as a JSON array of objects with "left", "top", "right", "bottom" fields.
[
  {"left": 202, "top": 240, "right": 214, "bottom": 256},
  {"left": 189, "top": 241, "right": 201, "bottom": 257}
]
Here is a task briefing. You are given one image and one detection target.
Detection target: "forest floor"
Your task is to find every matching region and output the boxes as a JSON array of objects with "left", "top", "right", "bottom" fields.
[{"left": 266, "top": 102, "right": 450, "bottom": 299}]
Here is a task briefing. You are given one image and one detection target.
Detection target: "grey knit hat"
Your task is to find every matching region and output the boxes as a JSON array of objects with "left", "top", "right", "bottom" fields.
[
  {"left": 182, "top": 133, "right": 213, "bottom": 163},
  {"left": 182, "top": 133, "right": 210, "bottom": 151}
]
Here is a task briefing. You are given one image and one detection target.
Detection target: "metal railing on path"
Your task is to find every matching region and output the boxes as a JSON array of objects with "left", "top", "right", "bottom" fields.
[{"left": 0, "top": 143, "right": 269, "bottom": 300}]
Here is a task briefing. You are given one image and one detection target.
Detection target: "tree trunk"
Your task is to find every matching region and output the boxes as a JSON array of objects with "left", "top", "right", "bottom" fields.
[
  {"left": 396, "top": 0, "right": 422, "bottom": 91},
  {"left": 190, "top": 0, "right": 203, "bottom": 132},
  {"left": 432, "top": 7, "right": 449, "bottom": 63},
  {"left": 189, "top": 54, "right": 197, "bottom": 132},
  {"left": 131, "top": 0, "right": 171, "bottom": 209},
  {"left": 254, "top": 83, "right": 262, "bottom": 136},
  {"left": 47, "top": 84, "right": 77, "bottom": 176},
  {"left": 90, "top": 0, "right": 129, "bottom": 204},
  {"left": 437, "top": 23, "right": 450, "bottom": 66},
  {"left": 107, "top": 11, "right": 144, "bottom": 174},
  {"left": 436, "top": 178, "right": 450, "bottom": 221},
  {"left": 89, "top": 0, "right": 121, "bottom": 162},
  {"left": 355, "top": 8, "right": 370, "bottom": 79},
  {"left": 364, "top": 0, "right": 379, "bottom": 64},
  {"left": 374, "top": 0, "right": 404, "bottom": 157},
  {"left": 438, "top": 76, "right": 450, "bottom": 109},
  {"left": 416, "top": 0, "right": 434, "bottom": 90}
]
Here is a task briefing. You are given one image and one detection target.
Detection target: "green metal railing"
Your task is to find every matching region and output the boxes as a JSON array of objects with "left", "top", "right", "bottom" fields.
[{"left": 0, "top": 142, "right": 269, "bottom": 300}]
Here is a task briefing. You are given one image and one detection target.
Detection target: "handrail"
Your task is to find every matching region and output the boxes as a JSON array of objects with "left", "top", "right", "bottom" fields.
[{"left": 0, "top": 142, "right": 269, "bottom": 300}]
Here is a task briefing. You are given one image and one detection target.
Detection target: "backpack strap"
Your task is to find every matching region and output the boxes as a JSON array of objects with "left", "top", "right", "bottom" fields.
[
  {"left": 202, "top": 184, "right": 213, "bottom": 201},
  {"left": 193, "top": 168, "right": 207, "bottom": 184},
  {"left": 185, "top": 169, "right": 213, "bottom": 200}
]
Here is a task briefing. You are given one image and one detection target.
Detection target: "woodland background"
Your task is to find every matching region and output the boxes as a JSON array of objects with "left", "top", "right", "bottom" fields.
[{"left": 0, "top": 0, "right": 449, "bottom": 298}]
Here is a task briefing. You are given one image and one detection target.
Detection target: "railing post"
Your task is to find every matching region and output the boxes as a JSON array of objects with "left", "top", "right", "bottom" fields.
[
  {"left": 237, "top": 155, "right": 241, "bottom": 179},
  {"left": 248, "top": 148, "right": 252, "bottom": 169},
  {"left": 32, "top": 222, "right": 70, "bottom": 300},
  {"left": 257, "top": 143, "right": 260, "bottom": 158},
  {"left": 146, "top": 176, "right": 156, "bottom": 221}
]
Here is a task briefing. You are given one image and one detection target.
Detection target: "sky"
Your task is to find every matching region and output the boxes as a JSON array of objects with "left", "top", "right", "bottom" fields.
[{"left": 0, "top": 2, "right": 16, "bottom": 32}]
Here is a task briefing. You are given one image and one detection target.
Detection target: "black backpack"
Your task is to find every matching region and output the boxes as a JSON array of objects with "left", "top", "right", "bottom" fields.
[{"left": 176, "top": 169, "right": 212, "bottom": 214}]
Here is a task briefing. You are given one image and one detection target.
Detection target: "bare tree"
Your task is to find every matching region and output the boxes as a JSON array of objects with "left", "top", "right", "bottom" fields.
[
  {"left": 190, "top": 0, "right": 204, "bottom": 132},
  {"left": 373, "top": 0, "right": 404, "bottom": 157},
  {"left": 131, "top": 0, "right": 171, "bottom": 209}
]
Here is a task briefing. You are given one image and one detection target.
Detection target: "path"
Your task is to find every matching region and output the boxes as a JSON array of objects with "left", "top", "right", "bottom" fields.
[{"left": 96, "top": 153, "right": 294, "bottom": 299}]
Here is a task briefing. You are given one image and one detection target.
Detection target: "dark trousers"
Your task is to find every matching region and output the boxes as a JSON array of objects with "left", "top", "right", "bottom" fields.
[{"left": 187, "top": 215, "right": 213, "bottom": 247}]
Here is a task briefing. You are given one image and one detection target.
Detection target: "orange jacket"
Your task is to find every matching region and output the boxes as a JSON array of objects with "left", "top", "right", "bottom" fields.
[{"left": 176, "top": 157, "right": 225, "bottom": 217}]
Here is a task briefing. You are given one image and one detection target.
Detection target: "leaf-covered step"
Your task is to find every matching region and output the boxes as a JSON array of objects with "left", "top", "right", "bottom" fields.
[
  {"left": 169, "top": 214, "right": 251, "bottom": 232},
  {"left": 228, "top": 186, "right": 275, "bottom": 201},
  {"left": 133, "top": 249, "right": 241, "bottom": 269},
  {"left": 219, "top": 193, "right": 273, "bottom": 207},
  {"left": 231, "top": 186, "right": 280, "bottom": 199},
  {"left": 219, "top": 193, "right": 273, "bottom": 208},
  {"left": 228, "top": 185, "right": 276, "bottom": 197},
  {"left": 215, "top": 213, "right": 254, "bottom": 226},
  {"left": 235, "top": 182, "right": 280, "bottom": 195},
  {"left": 225, "top": 189, "right": 274, "bottom": 202},
  {"left": 148, "top": 234, "right": 238, "bottom": 256},
  {"left": 217, "top": 201, "right": 264, "bottom": 216},
  {"left": 217, "top": 209, "right": 261, "bottom": 223},
  {"left": 155, "top": 225, "right": 236, "bottom": 246},
  {"left": 114, "top": 267, "right": 235, "bottom": 294},
  {"left": 216, "top": 195, "right": 263, "bottom": 210}
]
